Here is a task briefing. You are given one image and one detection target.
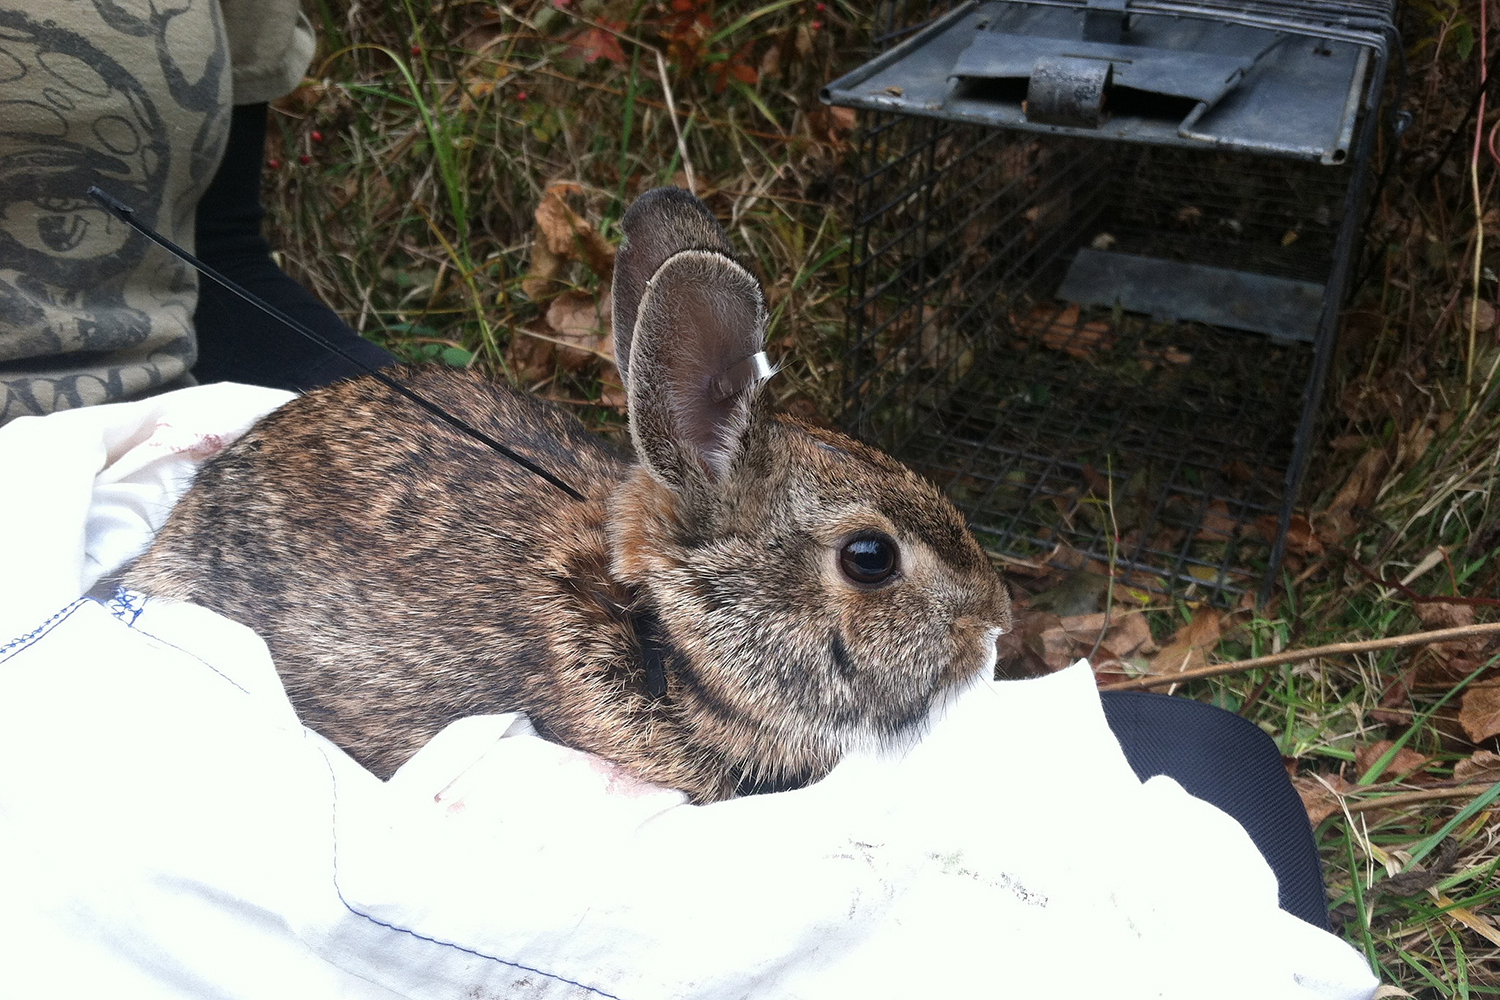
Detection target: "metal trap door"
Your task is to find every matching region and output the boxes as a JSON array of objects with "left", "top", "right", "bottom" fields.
[
  {"left": 1057, "top": 144, "right": 1355, "bottom": 343},
  {"left": 825, "top": 0, "right": 1391, "bottom": 163}
]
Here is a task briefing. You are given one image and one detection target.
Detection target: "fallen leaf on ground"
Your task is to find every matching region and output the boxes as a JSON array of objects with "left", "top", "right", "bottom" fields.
[
  {"left": 1256, "top": 513, "right": 1323, "bottom": 556},
  {"left": 506, "top": 328, "right": 555, "bottom": 383},
  {"left": 1292, "top": 772, "right": 1354, "bottom": 826},
  {"left": 1193, "top": 498, "right": 1237, "bottom": 541},
  {"left": 1415, "top": 600, "right": 1474, "bottom": 631},
  {"left": 1147, "top": 607, "right": 1222, "bottom": 677},
  {"left": 1414, "top": 601, "right": 1495, "bottom": 683},
  {"left": 522, "top": 238, "right": 565, "bottom": 300},
  {"left": 1454, "top": 750, "right": 1500, "bottom": 784},
  {"left": 1011, "top": 303, "right": 1118, "bottom": 359},
  {"left": 1317, "top": 446, "right": 1388, "bottom": 544},
  {"left": 1355, "top": 740, "right": 1430, "bottom": 782},
  {"left": 543, "top": 289, "right": 613, "bottom": 372},
  {"left": 1027, "top": 569, "right": 1111, "bottom": 618},
  {"left": 596, "top": 378, "right": 627, "bottom": 411},
  {"left": 1008, "top": 607, "right": 1158, "bottom": 678},
  {"left": 995, "top": 607, "right": 1065, "bottom": 677},
  {"left": 1460, "top": 685, "right": 1500, "bottom": 743},
  {"left": 1136, "top": 344, "right": 1192, "bottom": 369},
  {"left": 535, "top": 184, "right": 616, "bottom": 279},
  {"left": 1463, "top": 296, "right": 1497, "bottom": 332},
  {"left": 564, "top": 23, "right": 627, "bottom": 65}
]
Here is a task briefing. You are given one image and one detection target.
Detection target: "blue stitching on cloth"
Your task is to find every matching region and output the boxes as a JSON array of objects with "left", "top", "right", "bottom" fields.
[
  {"left": 0, "top": 598, "right": 89, "bottom": 662},
  {"left": 101, "top": 586, "right": 148, "bottom": 626},
  {"left": 314, "top": 740, "right": 626, "bottom": 1000},
  {"left": 95, "top": 590, "right": 252, "bottom": 696}
]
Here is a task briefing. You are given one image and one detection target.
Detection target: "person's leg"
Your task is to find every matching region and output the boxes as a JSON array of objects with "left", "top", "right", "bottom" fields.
[
  {"left": 1100, "top": 691, "right": 1329, "bottom": 929},
  {"left": 192, "top": 103, "right": 396, "bottom": 392}
]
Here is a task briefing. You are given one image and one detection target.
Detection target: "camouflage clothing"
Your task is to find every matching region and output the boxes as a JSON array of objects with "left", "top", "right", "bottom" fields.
[{"left": 0, "top": 0, "right": 314, "bottom": 424}]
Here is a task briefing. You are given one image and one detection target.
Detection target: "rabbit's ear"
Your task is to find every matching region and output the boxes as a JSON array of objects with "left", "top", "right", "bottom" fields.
[
  {"left": 612, "top": 187, "right": 737, "bottom": 387},
  {"left": 615, "top": 192, "right": 769, "bottom": 493}
]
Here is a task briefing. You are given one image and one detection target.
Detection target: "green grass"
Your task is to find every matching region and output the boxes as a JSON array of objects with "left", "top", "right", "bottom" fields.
[{"left": 265, "top": 1, "right": 1500, "bottom": 992}]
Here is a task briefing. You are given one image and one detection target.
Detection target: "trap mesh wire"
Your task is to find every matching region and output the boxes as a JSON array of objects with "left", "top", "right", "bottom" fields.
[{"left": 839, "top": 0, "right": 1392, "bottom": 603}]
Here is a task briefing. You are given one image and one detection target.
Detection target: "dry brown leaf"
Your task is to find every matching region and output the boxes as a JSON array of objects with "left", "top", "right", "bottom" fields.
[
  {"left": 1137, "top": 344, "right": 1193, "bottom": 370},
  {"left": 1354, "top": 740, "right": 1430, "bottom": 781},
  {"left": 1317, "top": 446, "right": 1388, "bottom": 544},
  {"left": 1223, "top": 459, "right": 1255, "bottom": 484},
  {"left": 1148, "top": 607, "right": 1222, "bottom": 677},
  {"left": 1292, "top": 772, "right": 1354, "bottom": 826},
  {"left": 1459, "top": 686, "right": 1500, "bottom": 743},
  {"left": 1060, "top": 610, "right": 1157, "bottom": 659},
  {"left": 1452, "top": 749, "right": 1500, "bottom": 784},
  {"left": 522, "top": 239, "right": 565, "bottom": 300},
  {"left": 758, "top": 42, "right": 782, "bottom": 82},
  {"left": 506, "top": 328, "right": 555, "bottom": 384},
  {"left": 1194, "top": 498, "right": 1237, "bottom": 541},
  {"left": 542, "top": 290, "right": 612, "bottom": 373},
  {"left": 1011, "top": 304, "right": 1118, "bottom": 359},
  {"left": 1464, "top": 297, "right": 1497, "bottom": 332},
  {"left": 535, "top": 185, "right": 616, "bottom": 279},
  {"left": 1454, "top": 750, "right": 1500, "bottom": 784},
  {"left": 1414, "top": 602, "right": 1493, "bottom": 679},
  {"left": 1256, "top": 513, "right": 1323, "bottom": 556},
  {"left": 995, "top": 607, "right": 1067, "bottom": 676},
  {"left": 1416, "top": 601, "right": 1475, "bottom": 631}
]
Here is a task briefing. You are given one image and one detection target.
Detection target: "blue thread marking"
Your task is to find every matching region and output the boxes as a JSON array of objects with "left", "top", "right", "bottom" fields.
[
  {"left": 313, "top": 740, "right": 626, "bottom": 999},
  {"left": 0, "top": 598, "right": 89, "bottom": 662},
  {"left": 101, "top": 586, "right": 148, "bottom": 626}
]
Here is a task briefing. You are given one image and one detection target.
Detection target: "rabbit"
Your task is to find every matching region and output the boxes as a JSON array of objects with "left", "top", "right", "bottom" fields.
[{"left": 124, "top": 187, "right": 1013, "bottom": 803}]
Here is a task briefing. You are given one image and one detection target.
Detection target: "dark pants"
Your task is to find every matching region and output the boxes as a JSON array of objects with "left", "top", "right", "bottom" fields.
[
  {"left": 192, "top": 104, "right": 396, "bottom": 392},
  {"left": 1102, "top": 691, "right": 1328, "bottom": 929}
]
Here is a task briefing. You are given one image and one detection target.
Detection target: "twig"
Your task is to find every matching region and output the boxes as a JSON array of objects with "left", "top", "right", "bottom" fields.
[
  {"left": 1100, "top": 621, "right": 1500, "bottom": 691},
  {"left": 1344, "top": 783, "right": 1498, "bottom": 814}
]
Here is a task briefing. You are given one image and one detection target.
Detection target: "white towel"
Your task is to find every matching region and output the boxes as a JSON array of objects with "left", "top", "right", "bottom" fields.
[{"left": 0, "top": 385, "right": 1377, "bottom": 1000}]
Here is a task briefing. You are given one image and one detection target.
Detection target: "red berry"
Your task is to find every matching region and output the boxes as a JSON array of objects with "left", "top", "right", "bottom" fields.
[
  {"left": 410, "top": 44, "right": 421, "bottom": 56},
  {"left": 516, "top": 90, "right": 528, "bottom": 101},
  {"left": 311, "top": 130, "right": 324, "bottom": 143},
  {"left": 266, "top": 158, "right": 280, "bottom": 170},
  {"left": 815, "top": 2, "right": 826, "bottom": 10},
  {"left": 811, "top": 19, "right": 823, "bottom": 28},
  {"left": 298, "top": 154, "right": 311, "bottom": 165}
]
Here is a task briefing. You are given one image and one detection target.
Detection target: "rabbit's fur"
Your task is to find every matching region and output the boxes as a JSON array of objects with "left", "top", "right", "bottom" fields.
[{"left": 126, "top": 188, "right": 1012, "bottom": 802}]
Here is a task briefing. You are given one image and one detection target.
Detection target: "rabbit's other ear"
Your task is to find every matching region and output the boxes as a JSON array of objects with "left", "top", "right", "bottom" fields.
[
  {"left": 615, "top": 189, "right": 770, "bottom": 496},
  {"left": 612, "top": 187, "right": 737, "bottom": 387}
]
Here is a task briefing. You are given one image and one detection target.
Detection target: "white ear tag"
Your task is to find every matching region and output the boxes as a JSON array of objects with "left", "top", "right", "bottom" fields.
[{"left": 711, "top": 351, "right": 776, "bottom": 402}]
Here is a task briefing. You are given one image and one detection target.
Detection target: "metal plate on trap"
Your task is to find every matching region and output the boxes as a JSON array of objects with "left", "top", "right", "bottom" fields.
[
  {"left": 822, "top": 0, "right": 1375, "bottom": 163},
  {"left": 1056, "top": 248, "right": 1326, "bottom": 341}
]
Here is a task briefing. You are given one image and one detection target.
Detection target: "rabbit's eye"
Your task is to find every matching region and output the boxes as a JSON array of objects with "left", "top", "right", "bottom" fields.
[{"left": 839, "top": 534, "right": 899, "bottom": 585}]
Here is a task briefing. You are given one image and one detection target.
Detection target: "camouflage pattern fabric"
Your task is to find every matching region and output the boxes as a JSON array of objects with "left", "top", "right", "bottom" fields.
[{"left": 0, "top": 0, "right": 313, "bottom": 424}]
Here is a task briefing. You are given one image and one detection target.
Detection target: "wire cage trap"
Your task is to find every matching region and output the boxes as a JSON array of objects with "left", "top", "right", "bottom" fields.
[{"left": 824, "top": 0, "right": 1397, "bottom": 604}]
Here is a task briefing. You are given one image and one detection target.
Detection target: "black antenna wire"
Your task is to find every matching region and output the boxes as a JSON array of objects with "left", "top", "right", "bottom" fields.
[{"left": 87, "top": 186, "right": 586, "bottom": 502}]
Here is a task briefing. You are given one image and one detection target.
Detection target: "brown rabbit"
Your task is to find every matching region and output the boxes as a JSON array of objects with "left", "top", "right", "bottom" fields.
[{"left": 125, "top": 188, "right": 1012, "bottom": 803}]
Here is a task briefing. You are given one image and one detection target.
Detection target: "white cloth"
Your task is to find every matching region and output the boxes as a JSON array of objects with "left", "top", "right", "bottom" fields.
[{"left": 0, "top": 386, "right": 1378, "bottom": 1000}]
